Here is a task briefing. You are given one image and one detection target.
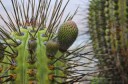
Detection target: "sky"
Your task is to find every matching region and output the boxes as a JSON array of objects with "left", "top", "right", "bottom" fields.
[{"left": 0, "top": 0, "right": 90, "bottom": 49}]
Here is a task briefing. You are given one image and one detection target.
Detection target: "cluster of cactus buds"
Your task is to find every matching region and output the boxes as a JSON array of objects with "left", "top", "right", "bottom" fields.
[{"left": 46, "top": 20, "right": 78, "bottom": 56}]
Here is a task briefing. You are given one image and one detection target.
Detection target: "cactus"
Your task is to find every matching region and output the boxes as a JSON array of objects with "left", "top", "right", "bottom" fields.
[
  {"left": 0, "top": 0, "right": 93, "bottom": 84},
  {"left": 88, "top": 0, "right": 128, "bottom": 83},
  {"left": 46, "top": 40, "right": 59, "bottom": 58}
]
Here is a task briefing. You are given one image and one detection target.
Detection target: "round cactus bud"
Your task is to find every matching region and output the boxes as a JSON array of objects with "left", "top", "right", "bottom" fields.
[
  {"left": 46, "top": 40, "right": 59, "bottom": 58},
  {"left": 58, "top": 21, "right": 78, "bottom": 52},
  {"left": 28, "top": 39, "right": 37, "bottom": 49},
  {"left": 28, "top": 38, "right": 37, "bottom": 54}
]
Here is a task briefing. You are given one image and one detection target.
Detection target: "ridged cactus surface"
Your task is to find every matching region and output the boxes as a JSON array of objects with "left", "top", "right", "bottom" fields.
[{"left": 88, "top": 0, "right": 128, "bottom": 83}]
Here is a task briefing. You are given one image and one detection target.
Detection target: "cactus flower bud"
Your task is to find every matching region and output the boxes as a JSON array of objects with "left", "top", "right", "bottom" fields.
[
  {"left": 58, "top": 21, "right": 78, "bottom": 52},
  {"left": 46, "top": 40, "right": 59, "bottom": 58}
]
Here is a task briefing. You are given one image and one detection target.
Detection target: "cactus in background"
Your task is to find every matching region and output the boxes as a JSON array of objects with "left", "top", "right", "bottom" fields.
[
  {"left": 0, "top": 0, "right": 94, "bottom": 84},
  {"left": 88, "top": 0, "right": 128, "bottom": 83}
]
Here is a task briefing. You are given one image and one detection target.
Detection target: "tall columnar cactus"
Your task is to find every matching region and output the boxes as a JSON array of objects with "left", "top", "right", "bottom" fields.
[
  {"left": 0, "top": 0, "right": 92, "bottom": 84},
  {"left": 88, "top": 0, "right": 128, "bottom": 83}
]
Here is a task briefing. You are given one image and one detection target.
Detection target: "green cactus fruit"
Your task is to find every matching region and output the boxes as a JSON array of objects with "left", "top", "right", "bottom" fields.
[
  {"left": 58, "top": 21, "right": 78, "bottom": 52},
  {"left": 46, "top": 40, "right": 59, "bottom": 58}
]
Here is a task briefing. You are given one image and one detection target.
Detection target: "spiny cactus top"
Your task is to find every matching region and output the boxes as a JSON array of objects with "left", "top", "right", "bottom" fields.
[
  {"left": 0, "top": 0, "right": 96, "bottom": 84},
  {"left": 0, "top": 0, "right": 94, "bottom": 84}
]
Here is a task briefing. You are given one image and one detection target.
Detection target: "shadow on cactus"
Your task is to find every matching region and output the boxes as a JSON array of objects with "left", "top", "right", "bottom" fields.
[{"left": 0, "top": 0, "right": 96, "bottom": 84}]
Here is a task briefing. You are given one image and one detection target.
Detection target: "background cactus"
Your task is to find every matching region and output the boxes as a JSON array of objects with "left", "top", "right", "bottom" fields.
[
  {"left": 0, "top": 0, "right": 95, "bottom": 84},
  {"left": 88, "top": 0, "right": 128, "bottom": 83}
]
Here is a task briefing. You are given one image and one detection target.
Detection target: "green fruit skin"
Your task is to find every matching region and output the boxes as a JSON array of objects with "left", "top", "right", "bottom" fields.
[{"left": 58, "top": 21, "right": 78, "bottom": 52}]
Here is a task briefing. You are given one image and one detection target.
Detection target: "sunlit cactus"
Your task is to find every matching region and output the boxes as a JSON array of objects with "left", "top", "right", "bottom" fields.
[{"left": 0, "top": 0, "right": 94, "bottom": 84}]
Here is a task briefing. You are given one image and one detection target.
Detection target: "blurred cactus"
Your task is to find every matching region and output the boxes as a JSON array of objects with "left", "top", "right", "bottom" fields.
[{"left": 88, "top": 0, "right": 128, "bottom": 83}]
